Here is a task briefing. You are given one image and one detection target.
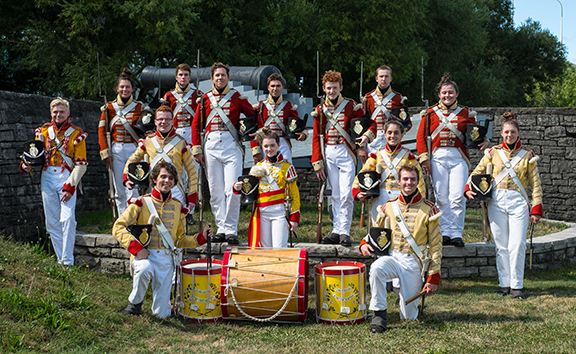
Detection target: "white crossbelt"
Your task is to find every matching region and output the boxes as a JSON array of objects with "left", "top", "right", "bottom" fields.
[
  {"left": 143, "top": 197, "right": 180, "bottom": 266},
  {"left": 149, "top": 136, "right": 187, "bottom": 195},
  {"left": 493, "top": 148, "right": 530, "bottom": 204},
  {"left": 172, "top": 90, "right": 196, "bottom": 117},
  {"left": 391, "top": 200, "right": 430, "bottom": 279},
  {"left": 206, "top": 90, "right": 239, "bottom": 141},
  {"left": 262, "top": 161, "right": 280, "bottom": 191},
  {"left": 379, "top": 149, "right": 407, "bottom": 184},
  {"left": 110, "top": 101, "right": 141, "bottom": 141},
  {"left": 264, "top": 100, "right": 288, "bottom": 134},
  {"left": 47, "top": 126, "right": 75, "bottom": 168},
  {"left": 323, "top": 100, "right": 357, "bottom": 164},
  {"left": 431, "top": 106, "right": 464, "bottom": 142},
  {"left": 370, "top": 91, "right": 395, "bottom": 121}
]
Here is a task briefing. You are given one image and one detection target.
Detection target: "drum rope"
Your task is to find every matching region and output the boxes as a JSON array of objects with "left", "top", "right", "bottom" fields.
[
  {"left": 232, "top": 275, "right": 299, "bottom": 287},
  {"left": 226, "top": 279, "right": 299, "bottom": 322}
]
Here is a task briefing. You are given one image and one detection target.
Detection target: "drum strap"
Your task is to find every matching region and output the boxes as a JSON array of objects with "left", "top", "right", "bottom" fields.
[
  {"left": 430, "top": 106, "right": 464, "bottom": 142},
  {"left": 370, "top": 91, "right": 395, "bottom": 121},
  {"left": 264, "top": 100, "right": 288, "bottom": 135},
  {"left": 493, "top": 149, "right": 530, "bottom": 204},
  {"left": 48, "top": 126, "right": 75, "bottom": 168},
  {"left": 379, "top": 149, "right": 407, "bottom": 184},
  {"left": 172, "top": 90, "right": 196, "bottom": 117},
  {"left": 143, "top": 197, "right": 179, "bottom": 258}
]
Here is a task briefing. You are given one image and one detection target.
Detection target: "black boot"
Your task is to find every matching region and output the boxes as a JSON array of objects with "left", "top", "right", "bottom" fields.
[
  {"left": 321, "top": 232, "right": 340, "bottom": 245},
  {"left": 120, "top": 301, "right": 143, "bottom": 315},
  {"left": 497, "top": 287, "right": 510, "bottom": 296},
  {"left": 370, "top": 310, "right": 387, "bottom": 333},
  {"left": 339, "top": 234, "right": 351, "bottom": 247},
  {"left": 510, "top": 288, "right": 525, "bottom": 299}
]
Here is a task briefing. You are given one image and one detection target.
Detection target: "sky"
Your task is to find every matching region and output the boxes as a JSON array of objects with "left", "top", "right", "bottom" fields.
[{"left": 513, "top": 0, "right": 576, "bottom": 63}]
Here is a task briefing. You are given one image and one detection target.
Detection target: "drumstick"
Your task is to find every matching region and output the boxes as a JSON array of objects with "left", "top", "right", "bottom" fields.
[{"left": 405, "top": 289, "right": 426, "bottom": 305}]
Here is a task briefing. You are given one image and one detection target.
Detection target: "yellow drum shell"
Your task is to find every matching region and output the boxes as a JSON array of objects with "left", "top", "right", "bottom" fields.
[{"left": 179, "top": 258, "right": 223, "bottom": 323}]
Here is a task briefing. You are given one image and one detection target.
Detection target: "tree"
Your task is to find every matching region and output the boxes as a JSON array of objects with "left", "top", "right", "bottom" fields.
[{"left": 526, "top": 63, "right": 576, "bottom": 107}]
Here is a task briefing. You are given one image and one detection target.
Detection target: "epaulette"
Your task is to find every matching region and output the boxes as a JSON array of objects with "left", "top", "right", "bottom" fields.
[
  {"left": 469, "top": 110, "right": 477, "bottom": 118},
  {"left": 137, "top": 138, "right": 146, "bottom": 147},
  {"left": 311, "top": 110, "right": 319, "bottom": 118},
  {"left": 369, "top": 153, "right": 377, "bottom": 159},
  {"left": 128, "top": 196, "right": 144, "bottom": 206},
  {"left": 239, "top": 95, "right": 248, "bottom": 100},
  {"left": 252, "top": 103, "right": 259, "bottom": 110},
  {"left": 408, "top": 152, "right": 417, "bottom": 160},
  {"left": 529, "top": 151, "right": 540, "bottom": 164},
  {"left": 429, "top": 205, "right": 442, "bottom": 221},
  {"left": 196, "top": 97, "right": 202, "bottom": 104},
  {"left": 420, "top": 110, "right": 427, "bottom": 117},
  {"left": 484, "top": 148, "right": 494, "bottom": 159},
  {"left": 35, "top": 127, "right": 45, "bottom": 141},
  {"left": 73, "top": 132, "right": 88, "bottom": 145},
  {"left": 291, "top": 104, "right": 298, "bottom": 110},
  {"left": 159, "top": 97, "right": 168, "bottom": 105},
  {"left": 353, "top": 103, "right": 363, "bottom": 111},
  {"left": 401, "top": 95, "right": 407, "bottom": 104},
  {"left": 249, "top": 165, "right": 267, "bottom": 177}
]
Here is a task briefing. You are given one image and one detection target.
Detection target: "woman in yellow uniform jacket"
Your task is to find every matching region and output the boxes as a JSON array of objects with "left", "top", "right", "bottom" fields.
[{"left": 465, "top": 112, "right": 543, "bottom": 299}]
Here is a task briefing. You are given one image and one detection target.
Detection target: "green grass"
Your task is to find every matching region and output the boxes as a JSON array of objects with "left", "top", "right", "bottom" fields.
[
  {"left": 1, "top": 235, "right": 576, "bottom": 353},
  {"left": 78, "top": 203, "right": 568, "bottom": 244}
]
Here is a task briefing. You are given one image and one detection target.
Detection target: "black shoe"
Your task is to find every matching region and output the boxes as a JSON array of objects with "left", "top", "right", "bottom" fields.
[
  {"left": 497, "top": 287, "right": 510, "bottom": 296},
  {"left": 321, "top": 233, "right": 340, "bottom": 245},
  {"left": 226, "top": 235, "right": 239, "bottom": 245},
  {"left": 450, "top": 238, "right": 465, "bottom": 247},
  {"left": 510, "top": 288, "right": 525, "bottom": 299},
  {"left": 370, "top": 310, "right": 387, "bottom": 333},
  {"left": 339, "top": 234, "right": 351, "bottom": 247},
  {"left": 212, "top": 233, "right": 226, "bottom": 243},
  {"left": 442, "top": 236, "right": 451, "bottom": 246},
  {"left": 120, "top": 301, "right": 142, "bottom": 315}
]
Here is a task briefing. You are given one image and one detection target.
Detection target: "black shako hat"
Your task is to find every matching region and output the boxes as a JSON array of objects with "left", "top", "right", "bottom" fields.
[
  {"left": 238, "top": 175, "right": 259, "bottom": 205},
  {"left": 287, "top": 113, "right": 308, "bottom": 139},
  {"left": 470, "top": 174, "right": 493, "bottom": 200},
  {"left": 464, "top": 123, "right": 488, "bottom": 149},
  {"left": 127, "top": 162, "right": 151, "bottom": 190},
  {"left": 22, "top": 140, "right": 45, "bottom": 166},
  {"left": 366, "top": 227, "right": 391, "bottom": 257},
  {"left": 357, "top": 171, "right": 380, "bottom": 197},
  {"left": 127, "top": 224, "right": 153, "bottom": 247}
]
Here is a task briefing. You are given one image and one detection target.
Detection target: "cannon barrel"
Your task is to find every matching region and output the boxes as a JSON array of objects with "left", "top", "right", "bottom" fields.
[{"left": 140, "top": 65, "right": 282, "bottom": 93}]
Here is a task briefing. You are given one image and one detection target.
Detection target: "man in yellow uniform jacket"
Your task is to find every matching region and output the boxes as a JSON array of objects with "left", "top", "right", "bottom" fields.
[
  {"left": 360, "top": 164, "right": 442, "bottom": 333},
  {"left": 114, "top": 161, "right": 211, "bottom": 318}
]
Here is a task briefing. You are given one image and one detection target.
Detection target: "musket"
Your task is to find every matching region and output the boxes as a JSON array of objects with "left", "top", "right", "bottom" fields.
[
  {"left": 285, "top": 188, "right": 297, "bottom": 248},
  {"left": 358, "top": 61, "right": 366, "bottom": 228},
  {"left": 195, "top": 50, "right": 210, "bottom": 269},
  {"left": 529, "top": 221, "right": 535, "bottom": 269},
  {"left": 482, "top": 162, "right": 493, "bottom": 243},
  {"left": 421, "top": 57, "right": 433, "bottom": 201},
  {"left": 316, "top": 51, "right": 327, "bottom": 244},
  {"left": 97, "top": 53, "right": 117, "bottom": 221}
]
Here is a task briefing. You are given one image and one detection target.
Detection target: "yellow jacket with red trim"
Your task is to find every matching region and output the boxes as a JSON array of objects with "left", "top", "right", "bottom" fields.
[
  {"left": 113, "top": 188, "right": 206, "bottom": 260},
  {"left": 359, "top": 193, "right": 442, "bottom": 284},
  {"left": 123, "top": 128, "right": 198, "bottom": 203}
]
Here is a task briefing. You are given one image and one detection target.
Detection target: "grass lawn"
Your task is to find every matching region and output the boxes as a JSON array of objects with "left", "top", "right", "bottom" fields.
[
  {"left": 1, "top": 235, "right": 576, "bottom": 353},
  {"left": 78, "top": 203, "right": 568, "bottom": 244}
]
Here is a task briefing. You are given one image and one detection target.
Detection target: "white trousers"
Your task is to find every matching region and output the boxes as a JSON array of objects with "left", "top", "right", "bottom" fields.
[
  {"left": 325, "top": 144, "right": 356, "bottom": 235},
  {"left": 431, "top": 148, "right": 468, "bottom": 239},
  {"left": 370, "top": 189, "right": 400, "bottom": 225},
  {"left": 369, "top": 251, "right": 422, "bottom": 321},
  {"left": 130, "top": 250, "right": 174, "bottom": 318},
  {"left": 488, "top": 189, "right": 529, "bottom": 289},
  {"left": 204, "top": 131, "right": 243, "bottom": 235},
  {"left": 278, "top": 138, "right": 293, "bottom": 164},
  {"left": 176, "top": 126, "right": 200, "bottom": 214},
  {"left": 258, "top": 204, "right": 289, "bottom": 248},
  {"left": 41, "top": 168, "right": 77, "bottom": 265},
  {"left": 367, "top": 130, "right": 386, "bottom": 155},
  {"left": 111, "top": 142, "right": 139, "bottom": 215}
]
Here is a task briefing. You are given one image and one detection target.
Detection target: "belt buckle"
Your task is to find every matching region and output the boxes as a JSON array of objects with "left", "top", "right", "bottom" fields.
[{"left": 505, "top": 162, "right": 511, "bottom": 169}]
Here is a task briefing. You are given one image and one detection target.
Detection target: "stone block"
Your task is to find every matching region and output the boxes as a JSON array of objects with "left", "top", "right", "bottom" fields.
[
  {"left": 449, "top": 267, "right": 478, "bottom": 278},
  {"left": 75, "top": 255, "right": 100, "bottom": 269},
  {"left": 466, "top": 257, "right": 487, "bottom": 266},
  {"left": 544, "top": 126, "right": 566, "bottom": 138},
  {"left": 441, "top": 257, "right": 465, "bottom": 268},
  {"left": 537, "top": 115, "right": 560, "bottom": 126},
  {"left": 476, "top": 244, "right": 496, "bottom": 256},
  {"left": 533, "top": 241, "right": 553, "bottom": 253},
  {"left": 74, "top": 246, "right": 89, "bottom": 256},
  {"left": 442, "top": 245, "right": 476, "bottom": 257},
  {"left": 296, "top": 244, "right": 337, "bottom": 257},
  {"left": 565, "top": 236, "right": 576, "bottom": 248},
  {"left": 88, "top": 247, "right": 111, "bottom": 257},
  {"left": 111, "top": 248, "right": 131, "bottom": 259},
  {"left": 100, "top": 258, "right": 125, "bottom": 273},
  {"left": 488, "top": 256, "right": 496, "bottom": 266},
  {"left": 479, "top": 266, "right": 498, "bottom": 278},
  {"left": 95, "top": 235, "right": 121, "bottom": 248},
  {"left": 551, "top": 239, "right": 567, "bottom": 251},
  {"left": 440, "top": 268, "right": 448, "bottom": 279},
  {"left": 336, "top": 245, "right": 366, "bottom": 258},
  {"left": 558, "top": 138, "right": 575, "bottom": 147},
  {"left": 75, "top": 234, "right": 97, "bottom": 247},
  {"left": 566, "top": 247, "right": 575, "bottom": 257},
  {"left": 553, "top": 250, "right": 566, "bottom": 261},
  {"left": 535, "top": 252, "right": 553, "bottom": 263}
]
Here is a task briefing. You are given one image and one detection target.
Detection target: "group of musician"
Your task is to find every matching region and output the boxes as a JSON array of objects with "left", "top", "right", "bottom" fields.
[{"left": 19, "top": 62, "right": 543, "bottom": 331}]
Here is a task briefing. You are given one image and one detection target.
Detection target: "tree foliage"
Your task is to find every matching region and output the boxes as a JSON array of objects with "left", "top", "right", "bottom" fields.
[{"left": 0, "top": 0, "right": 568, "bottom": 107}]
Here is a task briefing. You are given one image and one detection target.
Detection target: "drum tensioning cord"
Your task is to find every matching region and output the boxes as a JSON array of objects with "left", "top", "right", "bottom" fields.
[
  {"left": 320, "top": 269, "right": 366, "bottom": 325},
  {"left": 225, "top": 278, "right": 299, "bottom": 322}
]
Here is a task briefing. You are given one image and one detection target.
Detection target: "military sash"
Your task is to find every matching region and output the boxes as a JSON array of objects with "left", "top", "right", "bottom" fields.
[
  {"left": 149, "top": 136, "right": 187, "bottom": 196},
  {"left": 431, "top": 106, "right": 464, "bottom": 143},
  {"left": 378, "top": 149, "right": 407, "bottom": 185},
  {"left": 493, "top": 148, "right": 530, "bottom": 204},
  {"left": 110, "top": 101, "right": 141, "bottom": 141},
  {"left": 370, "top": 91, "right": 395, "bottom": 122},
  {"left": 323, "top": 99, "right": 357, "bottom": 164},
  {"left": 172, "top": 90, "right": 196, "bottom": 117},
  {"left": 47, "top": 125, "right": 75, "bottom": 168}
]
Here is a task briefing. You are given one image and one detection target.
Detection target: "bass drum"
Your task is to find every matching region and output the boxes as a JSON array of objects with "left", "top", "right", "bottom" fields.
[{"left": 221, "top": 247, "right": 309, "bottom": 323}]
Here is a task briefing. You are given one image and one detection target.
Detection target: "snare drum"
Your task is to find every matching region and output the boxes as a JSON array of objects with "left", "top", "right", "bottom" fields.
[
  {"left": 221, "top": 247, "right": 309, "bottom": 323},
  {"left": 179, "top": 259, "right": 223, "bottom": 323},
  {"left": 315, "top": 261, "right": 367, "bottom": 325}
]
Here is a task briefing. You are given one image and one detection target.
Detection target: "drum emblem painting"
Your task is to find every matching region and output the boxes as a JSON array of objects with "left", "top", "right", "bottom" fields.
[{"left": 179, "top": 259, "right": 224, "bottom": 323}]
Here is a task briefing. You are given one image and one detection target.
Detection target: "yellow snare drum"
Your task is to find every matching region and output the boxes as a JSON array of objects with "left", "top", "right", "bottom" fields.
[
  {"left": 179, "top": 259, "right": 223, "bottom": 323},
  {"left": 315, "top": 261, "right": 367, "bottom": 325}
]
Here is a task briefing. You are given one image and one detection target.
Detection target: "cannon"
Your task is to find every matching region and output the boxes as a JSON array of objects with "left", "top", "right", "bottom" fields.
[{"left": 140, "top": 65, "right": 282, "bottom": 94}]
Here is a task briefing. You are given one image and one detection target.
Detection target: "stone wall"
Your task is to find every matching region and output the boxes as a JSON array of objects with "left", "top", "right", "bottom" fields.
[
  {"left": 0, "top": 91, "right": 108, "bottom": 242},
  {"left": 75, "top": 222, "right": 576, "bottom": 279}
]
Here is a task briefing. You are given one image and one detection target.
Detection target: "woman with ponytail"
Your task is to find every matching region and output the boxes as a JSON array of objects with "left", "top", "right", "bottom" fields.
[
  {"left": 465, "top": 112, "right": 543, "bottom": 299},
  {"left": 416, "top": 74, "right": 489, "bottom": 247},
  {"left": 98, "top": 68, "right": 147, "bottom": 215}
]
